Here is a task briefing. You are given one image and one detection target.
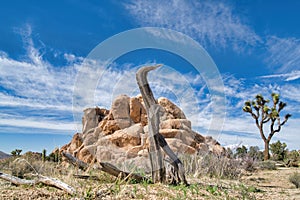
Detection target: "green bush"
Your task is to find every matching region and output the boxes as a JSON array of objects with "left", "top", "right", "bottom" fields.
[
  {"left": 287, "top": 150, "right": 300, "bottom": 162},
  {"left": 270, "top": 140, "right": 287, "bottom": 161}
]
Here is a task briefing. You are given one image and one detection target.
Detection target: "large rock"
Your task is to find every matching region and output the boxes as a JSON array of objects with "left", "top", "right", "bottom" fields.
[
  {"left": 160, "top": 119, "right": 191, "bottom": 130},
  {"left": 99, "top": 95, "right": 132, "bottom": 135},
  {"left": 129, "top": 97, "right": 147, "bottom": 125},
  {"left": 82, "top": 108, "right": 109, "bottom": 134},
  {"left": 158, "top": 97, "right": 186, "bottom": 119},
  {"left": 61, "top": 133, "right": 83, "bottom": 154},
  {"left": 61, "top": 95, "right": 225, "bottom": 168}
]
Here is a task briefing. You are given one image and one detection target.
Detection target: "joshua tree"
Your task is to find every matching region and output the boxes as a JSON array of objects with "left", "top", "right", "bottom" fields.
[
  {"left": 16, "top": 149, "right": 22, "bottom": 156},
  {"left": 11, "top": 150, "right": 17, "bottom": 156},
  {"left": 243, "top": 93, "right": 291, "bottom": 160}
]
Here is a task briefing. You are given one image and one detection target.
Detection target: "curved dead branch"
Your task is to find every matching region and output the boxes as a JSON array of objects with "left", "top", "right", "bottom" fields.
[{"left": 136, "top": 65, "right": 188, "bottom": 185}]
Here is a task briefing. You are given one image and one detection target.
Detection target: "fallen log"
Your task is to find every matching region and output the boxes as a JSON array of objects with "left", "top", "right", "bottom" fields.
[
  {"left": 0, "top": 171, "right": 76, "bottom": 195},
  {"left": 99, "top": 162, "right": 150, "bottom": 183},
  {"left": 61, "top": 152, "right": 88, "bottom": 170},
  {"left": 62, "top": 151, "right": 151, "bottom": 183},
  {"left": 0, "top": 171, "right": 34, "bottom": 185}
]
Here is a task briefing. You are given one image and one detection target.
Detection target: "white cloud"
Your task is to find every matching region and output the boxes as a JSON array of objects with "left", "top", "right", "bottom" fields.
[
  {"left": 265, "top": 36, "right": 300, "bottom": 72},
  {"left": 0, "top": 117, "right": 75, "bottom": 131},
  {"left": 64, "top": 53, "right": 84, "bottom": 63},
  {"left": 260, "top": 70, "right": 300, "bottom": 81},
  {"left": 212, "top": 73, "right": 300, "bottom": 150},
  {"left": 0, "top": 25, "right": 80, "bottom": 133},
  {"left": 2, "top": 23, "right": 299, "bottom": 151},
  {"left": 125, "top": 0, "right": 261, "bottom": 51}
]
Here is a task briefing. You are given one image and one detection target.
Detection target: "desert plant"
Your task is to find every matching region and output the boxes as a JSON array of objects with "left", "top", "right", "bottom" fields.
[
  {"left": 248, "top": 146, "right": 264, "bottom": 161},
  {"left": 11, "top": 150, "right": 16, "bottom": 156},
  {"left": 15, "top": 149, "right": 22, "bottom": 156},
  {"left": 258, "top": 160, "right": 276, "bottom": 170},
  {"left": 270, "top": 140, "right": 287, "bottom": 161},
  {"left": 42, "top": 149, "right": 47, "bottom": 162},
  {"left": 181, "top": 153, "right": 241, "bottom": 179},
  {"left": 243, "top": 93, "right": 291, "bottom": 160},
  {"left": 287, "top": 150, "right": 300, "bottom": 162},
  {"left": 242, "top": 157, "right": 256, "bottom": 172},
  {"left": 225, "top": 147, "right": 234, "bottom": 158},
  {"left": 289, "top": 172, "right": 300, "bottom": 188},
  {"left": 10, "top": 158, "right": 38, "bottom": 178},
  {"left": 235, "top": 145, "right": 248, "bottom": 159}
]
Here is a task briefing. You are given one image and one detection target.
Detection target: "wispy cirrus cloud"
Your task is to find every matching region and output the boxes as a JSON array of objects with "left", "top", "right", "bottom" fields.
[
  {"left": 260, "top": 70, "right": 300, "bottom": 81},
  {"left": 265, "top": 36, "right": 300, "bottom": 73},
  {"left": 0, "top": 25, "right": 80, "bottom": 133},
  {"left": 0, "top": 25, "right": 211, "bottom": 134},
  {"left": 214, "top": 74, "right": 300, "bottom": 149},
  {"left": 124, "top": 0, "right": 261, "bottom": 52}
]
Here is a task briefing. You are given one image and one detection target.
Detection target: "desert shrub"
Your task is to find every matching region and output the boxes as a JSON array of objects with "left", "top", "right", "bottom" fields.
[
  {"left": 258, "top": 160, "right": 277, "bottom": 170},
  {"left": 225, "top": 147, "right": 234, "bottom": 158},
  {"left": 289, "top": 172, "right": 300, "bottom": 188},
  {"left": 287, "top": 150, "right": 300, "bottom": 162},
  {"left": 8, "top": 152, "right": 61, "bottom": 178},
  {"left": 242, "top": 157, "right": 256, "bottom": 172},
  {"left": 247, "top": 146, "right": 264, "bottom": 161},
  {"left": 10, "top": 158, "right": 37, "bottom": 178},
  {"left": 181, "top": 152, "right": 241, "bottom": 179},
  {"left": 270, "top": 140, "right": 288, "bottom": 161},
  {"left": 234, "top": 145, "right": 248, "bottom": 159}
]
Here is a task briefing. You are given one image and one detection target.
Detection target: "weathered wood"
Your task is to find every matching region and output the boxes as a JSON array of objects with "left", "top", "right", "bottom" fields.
[
  {"left": 0, "top": 171, "right": 76, "bottom": 195},
  {"left": 136, "top": 65, "right": 188, "bottom": 185},
  {"left": 62, "top": 151, "right": 150, "bottom": 183},
  {"left": 99, "top": 162, "right": 150, "bottom": 183},
  {"left": 33, "top": 174, "right": 76, "bottom": 195},
  {"left": 136, "top": 65, "right": 166, "bottom": 183},
  {"left": 73, "top": 174, "right": 100, "bottom": 180},
  {"left": 0, "top": 171, "right": 35, "bottom": 185},
  {"left": 61, "top": 152, "right": 88, "bottom": 170}
]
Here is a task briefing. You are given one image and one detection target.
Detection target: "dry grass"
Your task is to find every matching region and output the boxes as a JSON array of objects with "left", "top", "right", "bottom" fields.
[
  {"left": 181, "top": 152, "right": 242, "bottom": 179},
  {"left": 1, "top": 154, "right": 300, "bottom": 199}
]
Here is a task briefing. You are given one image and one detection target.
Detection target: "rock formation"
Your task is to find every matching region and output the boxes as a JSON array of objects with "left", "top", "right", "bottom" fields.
[{"left": 61, "top": 94, "right": 224, "bottom": 171}]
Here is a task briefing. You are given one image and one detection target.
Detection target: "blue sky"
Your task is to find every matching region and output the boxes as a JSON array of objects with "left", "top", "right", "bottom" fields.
[{"left": 0, "top": 0, "right": 299, "bottom": 154}]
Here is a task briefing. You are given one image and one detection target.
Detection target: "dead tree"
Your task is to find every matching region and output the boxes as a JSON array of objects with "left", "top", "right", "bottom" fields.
[{"left": 136, "top": 65, "right": 188, "bottom": 185}]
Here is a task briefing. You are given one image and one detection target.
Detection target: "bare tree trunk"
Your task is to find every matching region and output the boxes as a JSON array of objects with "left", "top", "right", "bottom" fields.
[
  {"left": 136, "top": 65, "right": 188, "bottom": 185},
  {"left": 264, "top": 140, "right": 270, "bottom": 160}
]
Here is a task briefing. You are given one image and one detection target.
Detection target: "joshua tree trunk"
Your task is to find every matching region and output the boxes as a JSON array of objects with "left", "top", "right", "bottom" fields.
[
  {"left": 264, "top": 140, "right": 270, "bottom": 160},
  {"left": 136, "top": 65, "right": 187, "bottom": 185}
]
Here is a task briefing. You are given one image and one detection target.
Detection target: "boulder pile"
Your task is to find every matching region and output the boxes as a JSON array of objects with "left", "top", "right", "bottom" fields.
[{"left": 61, "top": 94, "right": 224, "bottom": 170}]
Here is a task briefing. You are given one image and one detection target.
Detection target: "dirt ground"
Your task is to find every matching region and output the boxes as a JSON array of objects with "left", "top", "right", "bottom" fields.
[
  {"left": 0, "top": 167, "right": 299, "bottom": 200},
  {"left": 241, "top": 167, "right": 300, "bottom": 200}
]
